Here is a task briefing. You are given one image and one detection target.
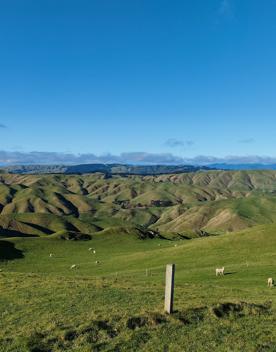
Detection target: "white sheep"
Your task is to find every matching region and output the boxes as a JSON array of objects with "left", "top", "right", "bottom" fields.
[
  {"left": 268, "top": 277, "right": 274, "bottom": 287},
  {"left": 216, "top": 267, "right": 225, "bottom": 276},
  {"left": 95, "top": 260, "right": 100, "bottom": 264},
  {"left": 93, "top": 250, "right": 96, "bottom": 254},
  {"left": 49, "top": 253, "right": 53, "bottom": 257},
  {"left": 70, "top": 264, "right": 77, "bottom": 269}
]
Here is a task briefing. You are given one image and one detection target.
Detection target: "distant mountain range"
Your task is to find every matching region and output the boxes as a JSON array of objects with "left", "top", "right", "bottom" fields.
[
  {"left": 1, "top": 163, "right": 214, "bottom": 175},
  {"left": 2, "top": 163, "right": 276, "bottom": 175},
  {"left": 208, "top": 163, "right": 276, "bottom": 170}
]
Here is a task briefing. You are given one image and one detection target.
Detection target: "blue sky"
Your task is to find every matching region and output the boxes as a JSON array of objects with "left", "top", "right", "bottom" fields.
[{"left": 1, "top": 0, "right": 276, "bottom": 164}]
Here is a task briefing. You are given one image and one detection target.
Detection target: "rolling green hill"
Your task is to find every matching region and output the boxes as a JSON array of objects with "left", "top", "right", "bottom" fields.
[
  {"left": 2, "top": 171, "right": 276, "bottom": 350},
  {"left": 2, "top": 170, "right": 276, "bottom": 238},
  {"left": 1, "top": 223, "right": 276, "bottom": 351}
]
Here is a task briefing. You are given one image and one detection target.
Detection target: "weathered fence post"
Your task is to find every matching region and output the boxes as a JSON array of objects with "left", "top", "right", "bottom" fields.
[{"left": 164, "top": 264, "right": 175, "bottom": 314}]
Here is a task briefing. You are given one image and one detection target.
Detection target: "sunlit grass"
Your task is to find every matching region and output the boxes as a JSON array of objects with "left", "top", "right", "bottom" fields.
[{"left": 1, "top": 224, "right": 276, "bottom": 350}]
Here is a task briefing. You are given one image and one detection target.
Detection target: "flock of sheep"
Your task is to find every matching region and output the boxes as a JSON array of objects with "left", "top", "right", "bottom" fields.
[
  {"left": 216, "top": 266, "right": 274, "bottom": 287},
  {"left": 48, "top": 248, "right": 276, "bottom": 289},
  {"left": 49, "top": 247, "right": 99, "bottom": 270},
  {"left": 48, "top": 251, "right": 274, "bottom": 288}
]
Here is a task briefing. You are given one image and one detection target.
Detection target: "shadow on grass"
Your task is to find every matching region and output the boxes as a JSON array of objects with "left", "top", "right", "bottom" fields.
[
  {"left": 0, "top": 228, "right": 38, "bottom": 238},
  {"left": 0, "top": 240, "right": 24, "bottom": 261},
  {"left": 21, "top": 221, "right": 53, "bottom": 235},
  {"left": 224, "top": 272, "right": 237, "bottom": 276}
]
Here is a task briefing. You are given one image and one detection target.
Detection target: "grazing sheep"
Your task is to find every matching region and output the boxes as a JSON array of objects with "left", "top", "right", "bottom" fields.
[
  {"left": 70, "top": 264, "right": 77, "bottom": 269},
  {"left": 49, "top": 253, "right": 53, "bottom": 257},
  {"left": 268, "top": 277, "right": 274, "bottom": 287},
  {"left": 95, "top": 260, "right": 100, "bottom": 264},
  {"left": 216, "top": 267, "right": 225, "bottom": 276},
  {"left": 93, "top": 250, "right": 96, "bottom": 254}
]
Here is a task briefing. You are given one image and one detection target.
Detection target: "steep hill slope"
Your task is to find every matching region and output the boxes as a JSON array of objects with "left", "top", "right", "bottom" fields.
[{"left": 1, "top": 171, "right": 276, "bottom": 237}]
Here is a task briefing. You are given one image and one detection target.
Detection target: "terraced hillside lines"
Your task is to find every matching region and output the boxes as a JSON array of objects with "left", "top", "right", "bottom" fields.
[{"left": 2, "top": 171, "right": 276, "bottom": 237}]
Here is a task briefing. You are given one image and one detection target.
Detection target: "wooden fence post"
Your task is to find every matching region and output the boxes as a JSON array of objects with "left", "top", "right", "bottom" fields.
[{"left": 164, "top": 264, "right": 175, "bottom": 314}]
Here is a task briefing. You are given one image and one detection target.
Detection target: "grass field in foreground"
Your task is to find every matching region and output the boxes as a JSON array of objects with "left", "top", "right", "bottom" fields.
[{"left": 1, "top": 225, "right": 276, "bottom": 351}]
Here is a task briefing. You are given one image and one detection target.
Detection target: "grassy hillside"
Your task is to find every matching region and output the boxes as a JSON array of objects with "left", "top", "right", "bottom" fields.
[
  {"left": 2, "top": 171, "right": 276, "bottom": 350},
  {"left": 1, "top": 224, "right": 276, "bottom": 351},
  {"left": 2, "top": 171, "right": 276, "bottom": 238}
]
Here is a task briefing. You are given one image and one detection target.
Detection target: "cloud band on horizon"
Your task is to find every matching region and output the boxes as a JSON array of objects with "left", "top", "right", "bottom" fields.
[{"left": 1, "top": 150, "right": 276, "bottom": 166}]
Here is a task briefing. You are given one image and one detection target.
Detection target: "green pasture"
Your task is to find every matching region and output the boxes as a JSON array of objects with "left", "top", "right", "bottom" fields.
[{"left": 1, "top": 224, "right": 276, "bottom": 351}]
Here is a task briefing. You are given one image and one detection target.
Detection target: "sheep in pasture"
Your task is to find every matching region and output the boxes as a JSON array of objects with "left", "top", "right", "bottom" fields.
[
  {"left": 93, "top": 250, "right": 96, "bottom": 254},
  {"left": 70, "top": 264, "right": 77, "bottom": 269},
  {"left": 49, "top": 253, "right": 53, "bottom": 257},
  {"left": 268, "top": 277, "right": 274, "bottom": 288},
  {"left": 95, "top": 260, "right": 100, "bottom": 264},
  {"left": 216, "top": 267, "right": 225, "bottom": 276}
]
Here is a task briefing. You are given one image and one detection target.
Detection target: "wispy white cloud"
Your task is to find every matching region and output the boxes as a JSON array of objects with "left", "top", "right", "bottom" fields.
[
  {"left": 218, "top": 0, "right": 234, "bottom": 18},
  {"left": 164, "top": 138, "right": 194, "bottom": 148},
  {"left": 238, "top": 138, "right": 255, "bottom": 144}
]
